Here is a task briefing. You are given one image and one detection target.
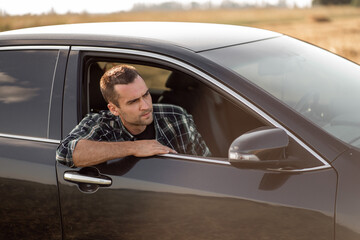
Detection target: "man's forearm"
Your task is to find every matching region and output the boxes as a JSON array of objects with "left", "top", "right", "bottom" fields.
[
  {"left": 72, "top": 139, "right": 176, "bottom": 167},
  {"left": 72, "top": 139, "right": 135, "bottom": 167}
]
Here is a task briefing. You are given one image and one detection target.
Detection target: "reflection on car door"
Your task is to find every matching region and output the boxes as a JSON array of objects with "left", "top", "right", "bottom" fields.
[{"left": 57, "top": 154, "right": 336, "bottom": 240}]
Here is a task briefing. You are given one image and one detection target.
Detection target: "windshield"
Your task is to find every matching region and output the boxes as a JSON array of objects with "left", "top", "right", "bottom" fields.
[{"left": 201, "top": 36, "right": 360, "bottom": 149}]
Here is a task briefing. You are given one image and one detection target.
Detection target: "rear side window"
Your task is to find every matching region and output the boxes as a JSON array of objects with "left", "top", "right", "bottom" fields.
[{"left": 0, "top": 50, "right": 59, "bottom": 138}]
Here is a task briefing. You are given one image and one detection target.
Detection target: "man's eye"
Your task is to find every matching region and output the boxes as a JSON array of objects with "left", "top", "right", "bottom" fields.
[
  {"left": 144, "top": 91, "right": 150, "bottom": 97},
  {"left": 127, "top": 99, "right": 138, "bottom": 105}
]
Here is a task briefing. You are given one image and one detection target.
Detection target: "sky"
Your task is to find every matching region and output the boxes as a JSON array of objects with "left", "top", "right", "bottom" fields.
[{"left": 0, "top": 0, "right": 311, "bottom": 16}]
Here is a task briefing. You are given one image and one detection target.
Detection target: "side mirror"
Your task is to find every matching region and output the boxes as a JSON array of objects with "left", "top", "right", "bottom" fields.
[{"left": 228, "top": 127, "right": 296, "bottom": 170}]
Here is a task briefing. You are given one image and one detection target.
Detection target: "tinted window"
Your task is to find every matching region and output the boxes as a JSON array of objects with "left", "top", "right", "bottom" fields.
[
  {"left": 0, "top": 50, "right": 59, "bottom": 137},
  {"left": 201, "top": 36, "right": 360, "bottom": 148}
]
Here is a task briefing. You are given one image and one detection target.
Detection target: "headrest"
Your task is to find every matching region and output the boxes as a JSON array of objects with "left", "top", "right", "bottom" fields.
[{"left": 165, "top": 71, "right": 198, "bottom": 90}]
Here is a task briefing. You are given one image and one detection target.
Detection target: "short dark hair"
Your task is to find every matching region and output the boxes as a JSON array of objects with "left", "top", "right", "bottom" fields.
[{"left": 100, "top": 64, "right": 140, "bottom": 107}]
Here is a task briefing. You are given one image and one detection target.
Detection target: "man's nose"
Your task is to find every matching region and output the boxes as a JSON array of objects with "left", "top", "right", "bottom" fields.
[{"left": 139, "top": 97, "right": 150, "bottom": 110}]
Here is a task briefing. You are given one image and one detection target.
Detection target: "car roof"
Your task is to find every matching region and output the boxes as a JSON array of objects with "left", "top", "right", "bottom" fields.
[{"left": 0, "top": 22, "right": 281, "bottom": 52}]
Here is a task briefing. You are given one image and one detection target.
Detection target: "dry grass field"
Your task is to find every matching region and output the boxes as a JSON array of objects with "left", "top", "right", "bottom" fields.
[{"left": 1, "top": 6, "right": 360, "bottom": 64}]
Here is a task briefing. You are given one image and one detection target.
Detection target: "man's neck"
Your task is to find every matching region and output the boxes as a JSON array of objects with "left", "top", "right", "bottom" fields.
[{"left": 125, "top": 124, "right": 146, "bottom": 136}]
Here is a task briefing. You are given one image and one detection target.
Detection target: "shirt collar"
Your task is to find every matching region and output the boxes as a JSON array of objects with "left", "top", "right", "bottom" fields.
[{"left": 114, "top": 115, "right": 134, "bottom": 140}]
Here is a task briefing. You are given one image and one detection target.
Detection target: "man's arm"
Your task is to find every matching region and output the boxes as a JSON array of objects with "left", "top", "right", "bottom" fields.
[{"left": 73, "top": 139, "right": 176, "bottom": 167}]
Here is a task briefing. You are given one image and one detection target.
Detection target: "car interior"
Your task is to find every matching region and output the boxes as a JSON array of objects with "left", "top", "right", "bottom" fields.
[{"left": 85, "top": 61, "right": 265, "bottom": 158}]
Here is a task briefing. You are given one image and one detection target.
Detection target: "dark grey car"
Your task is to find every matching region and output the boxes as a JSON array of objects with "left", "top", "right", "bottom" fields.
[{"left": 0, "top": 22, "right": 359, "bottom": 239}]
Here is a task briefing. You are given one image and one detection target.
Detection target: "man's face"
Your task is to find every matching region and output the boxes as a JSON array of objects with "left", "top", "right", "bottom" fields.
[{"left": 108, "top": 75, "right": 153, "bottom": 134}]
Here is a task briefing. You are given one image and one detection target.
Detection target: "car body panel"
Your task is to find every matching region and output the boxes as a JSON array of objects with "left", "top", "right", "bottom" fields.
[
  {"left": 0, "top": 22, "right": 281, "bottom": 52},
  {"left": 0, "top": 137, "right": 62, "bottom": 239},
  {"left": 333, "top": 149, "right": 360, "bottom": 239},
  {"left": 57, "top": 156, "right": 337, "bottom": 240},
  {"left": 48, "top": 48, "right": 70, "bottom": 140}
]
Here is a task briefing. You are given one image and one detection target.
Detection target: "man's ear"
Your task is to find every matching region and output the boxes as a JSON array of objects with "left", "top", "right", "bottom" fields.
[{"left": 108, "top": 103, "right": 119, "bottom": 116}]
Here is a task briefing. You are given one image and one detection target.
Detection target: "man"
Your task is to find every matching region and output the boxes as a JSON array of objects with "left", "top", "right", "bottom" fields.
[{"left": 56, "top": 64, "right": 210, "bottom": 168}]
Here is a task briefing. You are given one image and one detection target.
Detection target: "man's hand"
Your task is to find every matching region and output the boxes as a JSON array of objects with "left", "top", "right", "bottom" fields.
[
  {"left": 131, "top": 140, "right": 177, "bottom": 157},
  {"left": 73, "top": 139, "right": 176, "bottom": 167}
]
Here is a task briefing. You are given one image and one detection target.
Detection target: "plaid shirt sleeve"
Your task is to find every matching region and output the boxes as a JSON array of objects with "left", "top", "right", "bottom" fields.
[
  {"left": 155, "top": 104, "right": 211, "bottom": 157},
  {"left": 56, "top": 113, "right": 109, "bottom": 168},
  {"left": 181, "top": 110, "right": 211, "bottom": 157}
]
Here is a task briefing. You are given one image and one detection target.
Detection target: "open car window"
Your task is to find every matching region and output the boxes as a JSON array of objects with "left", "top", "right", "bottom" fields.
[{"left": 85, "top": 60, "right": 265, "bottom": 158}]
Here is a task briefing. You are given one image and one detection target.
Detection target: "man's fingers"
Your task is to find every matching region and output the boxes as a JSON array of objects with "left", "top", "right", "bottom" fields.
[
  {"left": 133, "top": 140, "right": 177, "bottom": 157},
  {"left": 153, "top": 144, "right": 177, "bottom": 154},
  {"left": 167, "top": 148, "right": 177, "bottom": 154}
]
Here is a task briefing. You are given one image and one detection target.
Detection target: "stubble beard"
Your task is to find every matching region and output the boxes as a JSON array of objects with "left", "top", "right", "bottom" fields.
[
  {"left": 123, "top": 109, "right": 153, "bottom": 127},
  {"left": 138, "top": 109, "right": 153, "bottom": 126}
]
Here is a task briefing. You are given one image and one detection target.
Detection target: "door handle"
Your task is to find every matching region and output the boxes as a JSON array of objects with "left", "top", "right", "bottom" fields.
[{"left": 64, "top": 171, "right": 112, "bottom": 186}]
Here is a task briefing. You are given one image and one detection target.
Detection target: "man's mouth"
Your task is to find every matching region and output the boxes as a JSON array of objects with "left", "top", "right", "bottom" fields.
[{"left": 141, "top": 111, "right": 152, "bottom": 117}]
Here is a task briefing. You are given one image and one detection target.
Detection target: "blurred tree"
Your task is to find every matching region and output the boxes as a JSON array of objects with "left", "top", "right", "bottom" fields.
[
  {"left": 352, "top": 0, "right": 360, "bottom": 6},
  {"left": 313, "top": 0, "right": 351, "bottom": 4}
]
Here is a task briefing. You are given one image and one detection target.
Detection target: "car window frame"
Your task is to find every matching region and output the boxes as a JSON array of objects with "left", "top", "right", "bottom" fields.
[{"left": 73, "top": 46, "right": 331, "bottom": 173}]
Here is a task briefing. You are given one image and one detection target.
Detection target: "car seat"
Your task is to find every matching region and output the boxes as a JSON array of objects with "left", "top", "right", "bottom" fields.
[{"left": 89, "top": 63, "right": 107, "bottom": 113}]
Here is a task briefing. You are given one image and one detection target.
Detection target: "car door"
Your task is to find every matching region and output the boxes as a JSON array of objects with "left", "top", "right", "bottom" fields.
[
  {"left": 57, "top": 47, "right": 337, "bottom": 240},
  {"left": 0, "top": 46, "right": 68, "bottom": 239}
]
